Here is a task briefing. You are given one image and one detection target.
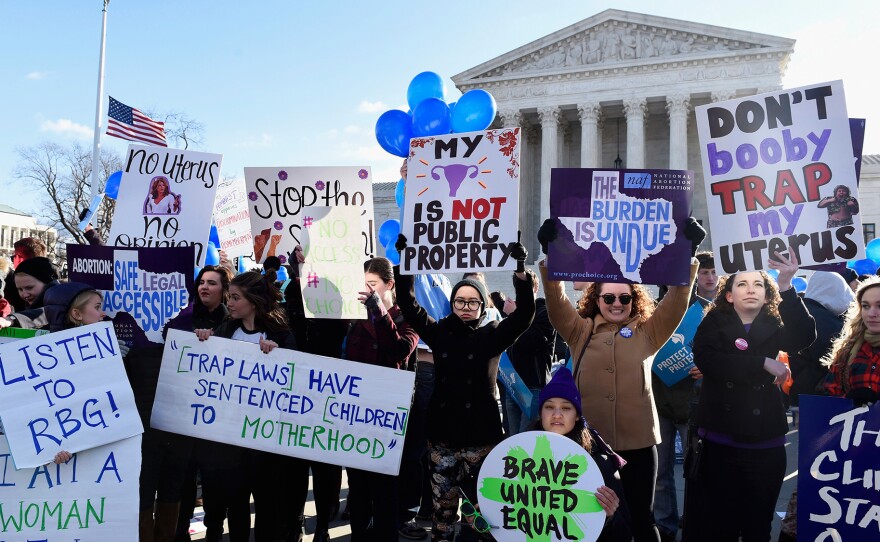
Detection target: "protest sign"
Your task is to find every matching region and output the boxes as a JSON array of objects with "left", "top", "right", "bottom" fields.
[
  {"left": 67, "top": 245, "right": 194, "bottom": 348},
  {"left": 298, "top": 206, "right": 367, "bottom": 319},
  {"left": 548, "top": 168, "right": 693, "bottom": 285},
  {"left": 108, "top": 144, "right": 223, "bottom": 266},
  {"left": 243, "top": 166, "right": 375, "bottom": 265},
  {"left": 696, "top": 80, "right": 864, "bottom": 274},
  {"left": 477, "top": 431, "right": 606, "bottom": 542},
  {"left": 213, "top": 181, "right": 254, "bottom": 259},
  {"left": 400, "top": 128, "right": 521, "bottom": 274},
  {"left": 0, "top": 328, "right": 48, "bottom": 345},
  {"left": 652, "top": 299, "right": 707, "bottom": 386},
  {"left": 798, "top": 395, "right": 880, "bottom": 541},
  {"left": 0, "top": 322, "right": 142, "bottom": 468},
  {"left": 152, "top": 329, "right": 415, "bottom": 475},
  {"left": 0, "top": 434, "right": 140, "bottom": 542}
]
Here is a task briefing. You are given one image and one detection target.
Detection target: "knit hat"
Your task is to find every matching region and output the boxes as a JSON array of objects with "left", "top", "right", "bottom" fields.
[
  {"left": 805, "top": 271, "right": 855, "bottom": 316},
  {"left": 43, "top": 282, "right": 100, "bottom": 332},
  {"left": 450, "top": 278, "right": 488, "bottom": 317},
  {"left": 14, "top": 257, "right": 59, "bottom": 284},
  {"left": 538, "top": 367, "right": 582, "bottom": 415}
]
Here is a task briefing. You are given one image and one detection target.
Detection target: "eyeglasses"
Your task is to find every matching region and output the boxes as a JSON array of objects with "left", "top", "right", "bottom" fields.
[
  {"left": 600, "top": 293, "right": 633, "bottom": 305},
  {"left": 453, "top": 298, "right": 484, "bottom": 311},
  {"left": 459, "top": 489, "right": 492, "bottom": 533}
]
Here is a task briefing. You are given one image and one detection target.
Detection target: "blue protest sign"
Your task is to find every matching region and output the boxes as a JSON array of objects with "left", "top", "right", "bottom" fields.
[
  {"left": 798, "top": 394, "right": 880, "bottom": 541},
  {"left": 652, "top": 300, "right": 706, "bottom": 386}
]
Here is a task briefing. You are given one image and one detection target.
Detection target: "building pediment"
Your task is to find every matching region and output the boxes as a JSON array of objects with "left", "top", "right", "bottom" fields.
[{"left": 454, "top": 9, "right": 794, "bottom": 85}]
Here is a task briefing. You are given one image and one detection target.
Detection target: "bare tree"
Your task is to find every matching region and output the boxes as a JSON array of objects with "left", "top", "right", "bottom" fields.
[
  {"left": 154, "top": 111, "right": 205, "bottom": 150},
  {"left": 14, "top": 142, "right": 122, "bottom": 245}
]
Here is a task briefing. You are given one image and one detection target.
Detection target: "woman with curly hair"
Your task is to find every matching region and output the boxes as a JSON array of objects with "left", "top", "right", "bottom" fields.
[
  {"left": 537, "top": 217, "right": 704, "bottom": 542},
  {"left": 683, "top": 251, "right": 816, "bottom": 542},
  {"left": 823, "top": 276, "right": 880, "bottom": 406},
  {"left": 195, "top": 270, "right": 299, "bottom": 542}
]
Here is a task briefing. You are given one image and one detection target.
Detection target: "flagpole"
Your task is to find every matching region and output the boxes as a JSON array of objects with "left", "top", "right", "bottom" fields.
[{"left": 89, "top": 0, "right": 110, "bottom": 202}]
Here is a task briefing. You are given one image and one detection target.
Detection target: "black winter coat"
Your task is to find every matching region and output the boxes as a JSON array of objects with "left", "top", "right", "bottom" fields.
[
  {"left": 789, "top": 298, "right": 844, "bottom": 405},
  {"left": 692, "top": 288, "right": 816, "bottom": 442},
  {"left": 507, "top": 298, "right": 555, "bottom": 389},
  {"left": 395, "top": 269, "right": 535, "bottom": 448}
]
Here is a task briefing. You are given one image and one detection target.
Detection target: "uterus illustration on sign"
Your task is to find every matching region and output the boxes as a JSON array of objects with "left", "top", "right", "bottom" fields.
[{"left": 432, "top": 164, "right": 479, "bottom": 197}]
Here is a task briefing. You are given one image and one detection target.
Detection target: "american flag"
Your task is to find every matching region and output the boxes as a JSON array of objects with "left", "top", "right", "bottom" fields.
[{"left": 106, "top": 96, "right": 167, "bottom": 147}]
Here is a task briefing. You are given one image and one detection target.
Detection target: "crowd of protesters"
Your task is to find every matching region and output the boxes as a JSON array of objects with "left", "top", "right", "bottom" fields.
[{"left": 1, "top": 198, "right": 878, "bottom": 542}]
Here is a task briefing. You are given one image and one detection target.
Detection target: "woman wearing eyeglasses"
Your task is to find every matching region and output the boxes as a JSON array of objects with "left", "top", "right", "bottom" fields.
[
  {"left": 393, "top": 236, "right": 534, "bottom": 542},
  {"left": 536, "top": 217, "right": 704, "bottom": 542}
]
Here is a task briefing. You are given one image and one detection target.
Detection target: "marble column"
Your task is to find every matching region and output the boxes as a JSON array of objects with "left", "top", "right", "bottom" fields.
[
  {"left": 623, "top": 97, "right": 647, "bottom": 169},
  {"left": 577, "top": 103, "right": 601, "bottom": 168},
  {"left": 523, "top": 124, "right": 541, "bottom": 259},
  {"left": 538, "top": 106, "right": 561, "bottom": 224},
  {"left": 499, "top": 109, "right": 534, "bottom": 258},
  {"left": 666, "top": 94, "right": 691, "bottom": 170},
  {"left": 557, "top": 119, "right": 569, "bottom": 167}
]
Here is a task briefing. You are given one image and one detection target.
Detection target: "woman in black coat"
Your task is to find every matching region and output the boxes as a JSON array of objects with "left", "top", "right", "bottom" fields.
[{"left": 682, "top": 251, "right": 815, "bottom": 542}]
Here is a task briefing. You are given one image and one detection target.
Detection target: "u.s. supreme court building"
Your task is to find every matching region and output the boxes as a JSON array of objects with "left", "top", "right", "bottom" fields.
[{"left": 375, "top": 9, "right": 879, "bottom": 271}]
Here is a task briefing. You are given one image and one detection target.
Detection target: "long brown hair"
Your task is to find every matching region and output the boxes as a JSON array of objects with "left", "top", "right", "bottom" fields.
[
  {"left": 576, "top": 282, "right": 654, "bottom": 324},
  {"left": 824, "top": 276, "right": 880, "bottom": 370},
  {"left": 710, "top": 271, "right": 782, "bottom": 322},
  {"left": 230, "top": 270, "right": 288, "bottom": 333},
  {"left": 193, "top": 265, "right": 233, "bottom": 307}
]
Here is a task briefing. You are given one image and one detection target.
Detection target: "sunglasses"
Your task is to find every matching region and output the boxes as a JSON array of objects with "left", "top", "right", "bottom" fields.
[
  {"left": 600, "top": 293, "right": 633, "bottom": 305},
  {"left": 459, "top": 489, "right": 492, "bottom": 533}
]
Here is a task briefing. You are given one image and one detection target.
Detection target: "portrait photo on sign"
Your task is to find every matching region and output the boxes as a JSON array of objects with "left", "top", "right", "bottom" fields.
[{"left": 143, "top": 175, "right": 181, "bottom": 215}]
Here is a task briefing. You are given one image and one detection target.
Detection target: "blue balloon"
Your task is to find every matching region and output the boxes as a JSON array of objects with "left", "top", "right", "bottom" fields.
[
  {"left": 447, "top": 101, "right": 456, "bottom": 112},
  {"left": 237, "top": 256, "right": 247, "bottom": 274},
  {"left": 377, "top": 219, "right": 401, "bottom": 247},
  {"left": 104, "top": 171, "right": 123, "bottom": 200},
  {"left": 766, "top": 268, "right": 780, "bottom": 282},
  {"left": 395, "top": 178, "right": 405, "bottom": 208},
  {"left": 848, "top": 258, "right": 878, "bottom": 276},
  {"left": 204, "top": 242, "right": 220, "bottom": 266},
  {"left": 193, "top": 266, "right": 202, "bottom": 280},
  {"left": 209, "top": 224, "right": 221, "bottom": 247},
  {"left": 451, "top": 89, "right": 497, "bottom": 133},
  {"left": 412, "top": 98, "right": 451, "bottom": 137},
  {"left": 792, "top": 276, "right": 808, "bottom": 293},
  {"left": 385, "top": 239, "right": 401, "bottom": 265},
  {"left": 276, "top": 266, "right": 289, "bottom": 282},
  {"left": 414, "top": 273, "right": 452, "bottom": 322},
  {"left": 375, "top": 110, "right": 414, "bottom": 158},
  {"left": 866, "top": 238, "right": 880, "bottom": 263},
  {"left": 407, "top": 71, "right": 446, "bottom": 112}
]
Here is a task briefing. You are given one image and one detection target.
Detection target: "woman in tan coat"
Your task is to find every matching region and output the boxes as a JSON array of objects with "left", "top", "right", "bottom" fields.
[{"left": 537, "top": 217, "right": 703, "bottom": 542}]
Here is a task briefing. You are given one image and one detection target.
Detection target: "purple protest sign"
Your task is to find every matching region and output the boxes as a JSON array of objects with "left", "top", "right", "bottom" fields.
[
  {"left": 67, "top": 244, "right": 194, "bottom": 348},
  {"left": 548, "top": 168, "right": 693, "bottom": 285}
]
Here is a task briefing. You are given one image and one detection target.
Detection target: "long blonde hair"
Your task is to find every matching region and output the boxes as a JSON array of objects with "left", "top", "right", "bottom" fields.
[{"left": 823, "top": 276, "right": 880, "bottom": 369}]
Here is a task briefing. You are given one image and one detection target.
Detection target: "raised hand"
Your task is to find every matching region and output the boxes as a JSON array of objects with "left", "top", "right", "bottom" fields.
[{"left": 767, "top": 248, "right": 799, "bottom": 291}]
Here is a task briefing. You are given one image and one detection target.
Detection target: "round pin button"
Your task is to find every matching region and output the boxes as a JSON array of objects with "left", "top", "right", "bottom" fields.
[
  {"left": 620, "top": 327, "right": 633, "bottom": 338},
  {"left": 735, "top": 338, "right": 748, "bottom": 350}
]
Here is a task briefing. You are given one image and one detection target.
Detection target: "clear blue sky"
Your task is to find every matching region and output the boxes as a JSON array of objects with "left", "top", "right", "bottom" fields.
[{"left": 2, "top": 0, "right": 876, "bottom": 219}]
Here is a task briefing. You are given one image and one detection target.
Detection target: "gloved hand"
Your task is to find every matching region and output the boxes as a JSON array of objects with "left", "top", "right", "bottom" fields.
[
  {"left": 395, "top": 234, "right": 408, "bottom": 253},
  {"left": 845, "top": 387, "right": 878, "bottom": 407},
  {"left": 537, "top": 219, "right": 558, "bottom": 255},
  {"left": 117, "top": 341, "right": 130, "bottom": 358},
  {"left": 683, "top": 217, "right": 707, "bottom": 257},
  {"left": 510, "top": 231, "right": 528, "bottom": 273},
  {"left": 78, "top": 208, "right": 90, "bottom": 221}
]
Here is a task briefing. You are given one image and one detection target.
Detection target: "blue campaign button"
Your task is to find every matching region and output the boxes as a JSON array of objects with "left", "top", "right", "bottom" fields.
[{"left": 620, "top": 327, "right": 633, "bottom": 338}]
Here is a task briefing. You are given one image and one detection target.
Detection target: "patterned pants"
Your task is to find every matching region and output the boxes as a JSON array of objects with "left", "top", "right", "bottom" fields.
[{"left": 428, "top": 441, "right": 493, "bottom": 542}]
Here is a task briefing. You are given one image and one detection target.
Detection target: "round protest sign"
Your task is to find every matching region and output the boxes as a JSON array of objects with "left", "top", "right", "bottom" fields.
[{"left": 477, "top": 431, "right": 606, "bottom": 542}]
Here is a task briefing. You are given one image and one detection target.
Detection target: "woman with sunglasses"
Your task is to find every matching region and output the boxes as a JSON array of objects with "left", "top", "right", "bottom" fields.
[
  {"left": 536, "top": 217, "right": 704, "bottom": 542},
  {"left": 393, "top": 236, "right": 534, "bottom": 542},
  {"left": 683, "top": 251, "right": 814, "bottom": 542}
]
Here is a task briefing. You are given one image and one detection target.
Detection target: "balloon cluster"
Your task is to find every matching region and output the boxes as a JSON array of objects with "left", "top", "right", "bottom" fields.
[
  {"left": 374, "top": 72, "right": 498, "bottom": 264},
  {"left": 847, "top": 238, "right": 880, "bottom": 276}
]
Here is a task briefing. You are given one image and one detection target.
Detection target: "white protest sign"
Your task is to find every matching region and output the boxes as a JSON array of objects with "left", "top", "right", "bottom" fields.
[
  {"left": 152, "top": 329, "right": 415, "bottom": 475},
  {"left": 696, "top": 80, "right": 863, "bottom": 274},
  {"left": 0, "top": 434, "right": 140, "bottom": 542},
  {"left": 0, "top": 328, "right": 49, "bottom": 345},
  {"left": 0, "top": 322, "right": 143, "bottom": 468},
  {"left": 213, "top": 181, "right": 254, "bottom": 259},
  {"left": 477, "top": 431, "right": 606, "bottom": 542},
  {"left": 243, "top": 167, "right": 375, "bottom": 265},
  {"left": 299, "top": 206, "right": 367, "bottom": 320},
  {"left": 401, "top": 128, "right": 521, "bottom": 274},
  {"left": 108, "top": 144, "right": 223, "bottom": 266}
]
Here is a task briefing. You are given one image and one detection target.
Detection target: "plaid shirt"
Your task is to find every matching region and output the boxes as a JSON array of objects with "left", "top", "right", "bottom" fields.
[
  {"left": 344, "top": 301, "right": 418, "bottom": 369},
  {"left": 825, "top": 341, "right": 880, "bottom": 396}
]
